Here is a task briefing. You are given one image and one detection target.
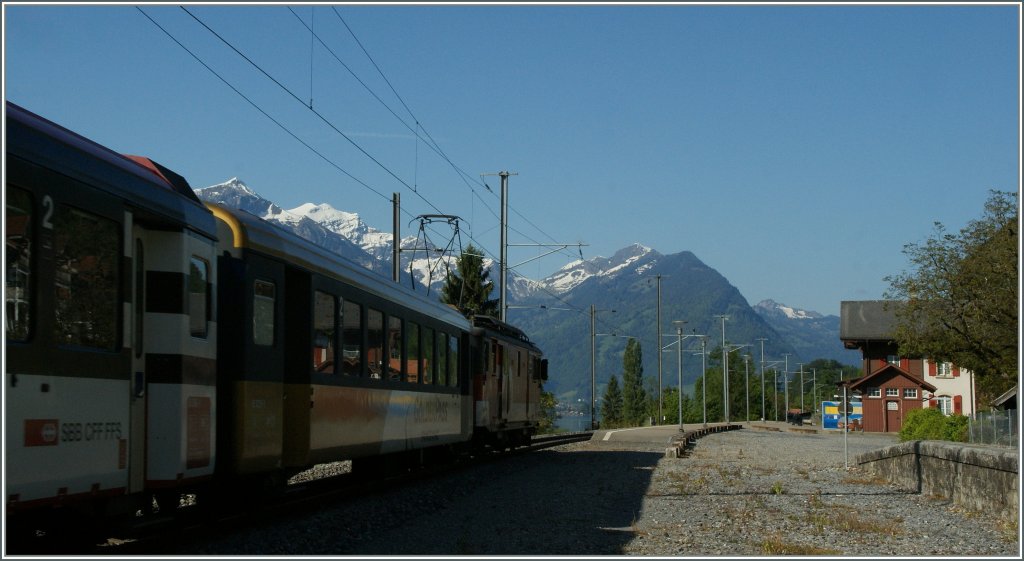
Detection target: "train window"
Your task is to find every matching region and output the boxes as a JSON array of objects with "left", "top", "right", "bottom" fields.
[
  {"left": 435, "top": 332, "right": 447, "bottom": 386},
  {"left": 387, "top": 316, "right": 402, "bottom": 381},
  {"left": 368, "top": 308, "right": 384, "bottom": 379},
  {"left": 253, "top": 279, "right": 275, "bottom": 346},
  {"left": 406, "top": 322, "right": 420, "bottom": 383},
  {"left": 313, "top": 291, "right": 336, "bottom": 373},
  {"left": 54, "top": 206, "right": 119, "bottom": 350},
  {"left": 448, "top": 336, "right": 459, "bottom": 387},
  {"left": 189, "top": 256, "right": 209, "bottom": 339},
  {"left": 341, "top": 300, "right": 362, "bottom": 376},
  {"left": 5, "top": 186, "right": 32, "bottom": 341},
  {"left": 422, "top": 328, "right": 434, "bottom": 385}
]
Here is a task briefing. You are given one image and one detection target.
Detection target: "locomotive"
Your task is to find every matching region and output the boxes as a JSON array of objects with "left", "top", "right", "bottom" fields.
[{"left": 4, "top": 101, "right": 547, "bottom": 526}]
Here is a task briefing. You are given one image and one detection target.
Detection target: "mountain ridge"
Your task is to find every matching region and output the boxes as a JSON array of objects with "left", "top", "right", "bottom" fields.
[{"left": 195, "top": 178, "right": 857, "bottom": 400}]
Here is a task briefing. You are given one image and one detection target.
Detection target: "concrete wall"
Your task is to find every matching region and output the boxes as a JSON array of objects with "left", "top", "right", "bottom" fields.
[{"left": 856, "top": 441, "right": 1019, "bottom": 521}]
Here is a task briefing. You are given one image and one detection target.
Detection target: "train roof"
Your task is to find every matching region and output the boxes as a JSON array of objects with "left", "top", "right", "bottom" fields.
[
  {"left": 207, "top": 202, "right": 470, "bottom": 331},
  {"left": 5, "top": 101, "right": 215, "bottom": 237}
]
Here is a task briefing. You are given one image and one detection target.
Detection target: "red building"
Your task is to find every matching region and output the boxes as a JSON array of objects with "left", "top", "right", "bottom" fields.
[
  {"left": 839, "top": 364, "right": 937, "bottom": 433},
  {"left": 840, "top": 301, "right": 975, "bottom": 432}
]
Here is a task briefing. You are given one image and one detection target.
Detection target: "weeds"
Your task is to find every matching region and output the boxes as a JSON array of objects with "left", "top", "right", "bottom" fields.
[
  {"left": 770, "top": 481, "right": 785, "bottom": 495},
  {"left": 760, "top": 534, "right": 840, "bottom": 555}
]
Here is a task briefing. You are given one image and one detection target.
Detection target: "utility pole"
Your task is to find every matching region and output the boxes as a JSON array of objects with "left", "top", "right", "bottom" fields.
[
  {"left": 498, "top": 171, "right": 513, "bottom": 322},
  {"left": 392, "top": 193, "right": 401, "bottom": 283},
  {"left": 674, "top": 321, "right": 687, "bottom": 431},
  {"left": 657, "top": 275, "right": 663, "bottom": 425},
  {"left": 714, "top": 315, "right": 729, "bottom": 423},
  {"left": 783, "top": 353, "right": 791, "bottom": 420},
  {"left": 756, "top": 338, "right": 767, "bottom": 421},
  {"left": 794, "top": 364, "right": 802, "bottom": 411},
  {"left": 481, "top": 171, "right": 517, "bottom": 322},
  {"left": 744, "top": 354, "right": 751, "bottom": 422},
  {"left": 590, "top": 304, "right": 596, "bottom": 430},
  {"left": 700, "top": 336, "right": 708, "bottom": 425}
]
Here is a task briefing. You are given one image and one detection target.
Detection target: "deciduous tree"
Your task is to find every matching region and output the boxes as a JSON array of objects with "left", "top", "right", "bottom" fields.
[{"left": 885, "top": 190, "right": 1018, "bottom": 401}]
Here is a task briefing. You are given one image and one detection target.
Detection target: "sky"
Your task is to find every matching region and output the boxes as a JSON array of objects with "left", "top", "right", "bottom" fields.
[{"left": 3, "top": 2, "right": 1020, "bottom": 316}]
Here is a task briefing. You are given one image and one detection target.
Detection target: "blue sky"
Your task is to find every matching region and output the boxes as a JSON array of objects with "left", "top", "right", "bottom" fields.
[{"left": 4, "top": 3, "right": 1020, "bottom": 316}]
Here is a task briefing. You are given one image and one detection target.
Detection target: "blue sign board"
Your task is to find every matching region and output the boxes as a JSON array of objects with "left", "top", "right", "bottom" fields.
[{"left": 821, "top": 400, "right": 863, "bottom": 430}]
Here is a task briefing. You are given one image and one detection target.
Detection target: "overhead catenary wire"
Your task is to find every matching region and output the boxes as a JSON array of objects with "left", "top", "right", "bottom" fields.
[
  {"left": 329, "top": 7, "right": 581, "bottom": 262},
  {"left": 144, "top": 8, "right": 592, "bottom": 317}
]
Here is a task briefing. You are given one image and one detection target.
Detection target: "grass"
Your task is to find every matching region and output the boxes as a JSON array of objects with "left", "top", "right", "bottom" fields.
[
  {"left": 760, "top": 534, "right": 841, "bottom": 555},
  {"left": 770, "top": 481, "right": 785, "bottom": 495}
]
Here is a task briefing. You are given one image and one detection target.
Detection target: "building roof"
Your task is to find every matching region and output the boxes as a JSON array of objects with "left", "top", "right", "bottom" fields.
[
  {"left": 991, "top": 385, "right": 1018, "bottom": 408},
  {"left": 840, "top": 300, "right": 903, "bottom": 341},
  {"left": 845, "top": 364, "right": 938, "bottom": 393}
]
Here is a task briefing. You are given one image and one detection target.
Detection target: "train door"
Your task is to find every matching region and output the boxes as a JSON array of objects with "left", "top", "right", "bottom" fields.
[
  {"left": 128, "top": 223, "right": 147, "bottom": 495},
  {"left": 137, "top": 226, "right": 218, "bottom": 491}
]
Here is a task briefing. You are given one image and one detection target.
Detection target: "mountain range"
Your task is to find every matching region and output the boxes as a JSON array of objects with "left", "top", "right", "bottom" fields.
[{"left": 195, "top": 179, "right": 859, "bottom": 400}]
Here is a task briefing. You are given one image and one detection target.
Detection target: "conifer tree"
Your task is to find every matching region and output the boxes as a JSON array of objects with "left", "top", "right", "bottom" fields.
[
  {"left": 622, "top": 338, "right": 647, "bottom": 426},
  {"left": 601, "top": 375, "right": 624, "bottom": 428},
  {"left": 440, "top": 244, "right": 499, "bottom": 319}
]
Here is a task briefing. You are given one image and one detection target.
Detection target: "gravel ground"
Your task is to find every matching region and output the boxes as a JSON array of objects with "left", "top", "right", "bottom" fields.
[{"left": 169, "top": 427, "right": 1020, "bottom": 556}]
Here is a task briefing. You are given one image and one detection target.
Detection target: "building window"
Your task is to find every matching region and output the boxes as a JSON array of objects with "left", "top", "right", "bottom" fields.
[
  {"left": 886, "top": 355, "right": 900, "bottom": 366},
  {"left": 937, "top": 362, "right": 953, "bottom": 378},
  {"left": 867, "top": 387, "right": 881, "bottom": 398},
  {"left": 935, "top": 396, "right": 953, "bottom": 416},
  {"left": 885, "top": 388, "right": 899, "bottom": 397},
  {"left": 903, "top": 388, "right": 917, "bottom": 399}
]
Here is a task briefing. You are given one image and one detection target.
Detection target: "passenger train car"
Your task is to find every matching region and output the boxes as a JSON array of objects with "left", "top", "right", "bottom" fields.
[{"left": 4, "top": 101, "right": 547, "bottom": 525}]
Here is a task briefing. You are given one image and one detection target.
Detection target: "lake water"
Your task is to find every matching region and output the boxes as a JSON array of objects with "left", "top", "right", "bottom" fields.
[{"left": 555, "top": 414, "right": 592, "bottom": 432}]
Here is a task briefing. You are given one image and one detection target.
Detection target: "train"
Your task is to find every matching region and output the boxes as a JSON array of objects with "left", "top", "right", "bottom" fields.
[{"left": 4, "top": 101, "right": 548, "bottom": 526}]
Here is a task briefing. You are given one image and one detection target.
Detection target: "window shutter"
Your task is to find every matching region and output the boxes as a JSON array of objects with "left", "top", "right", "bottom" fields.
[
  {"left": 952, "top": 365, "right": 960, "bottom": 377},
  {"left": 953, "top": 395, "right": 962, "bottom": 414},
  {"left": 928, "top": 360, "right": 937, "bottom": 377}
]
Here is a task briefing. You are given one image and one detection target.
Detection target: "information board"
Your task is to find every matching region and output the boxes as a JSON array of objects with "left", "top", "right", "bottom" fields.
[{"left": 821, "top": 400, "right": 863, "bottom": 430}]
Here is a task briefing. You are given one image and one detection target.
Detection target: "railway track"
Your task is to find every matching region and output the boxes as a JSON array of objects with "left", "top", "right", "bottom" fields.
[{"left": 8, "top": 431, "right": 593, "bottom": 555}]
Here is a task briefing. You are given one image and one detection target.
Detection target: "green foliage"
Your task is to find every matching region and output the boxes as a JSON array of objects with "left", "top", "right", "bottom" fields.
[
  {"left": 943, "top": 413, "right": 969, "bottom": 442},
  {"left": 885, "top": 190, "right": 1018, "bottom": 402},
  {"left": 622, "top": 338, "right": 648, "bottom": 425},
  {"left": 899, "top": 408, "right": 968, "bottom": 442},
  {"left": 601, "top": 375, "right": 624, "bottom": 428},
  {"left": 440, "top": 244, "right": 499, "bottom": 318},
  {"left": 537, "top": 391, "right": 559, "bottom": 434}
]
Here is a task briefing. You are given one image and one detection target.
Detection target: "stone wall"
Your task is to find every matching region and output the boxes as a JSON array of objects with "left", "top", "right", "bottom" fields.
[{"left": 856, "top": 441, "right": 1019, "bottom": 521}]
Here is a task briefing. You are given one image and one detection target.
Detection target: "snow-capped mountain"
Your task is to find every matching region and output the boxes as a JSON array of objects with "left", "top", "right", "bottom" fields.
[
  {"left": 195, "top": 179, "right": 383, "bottom": 273},
  {"left": 754, "top": 299, "right": 824, "bottom": 320},
  {"left": 195, "top": 178, "right": 488, "bottom": 292},
  {"left": 540, "top": 243, "right": 658, "bottom": 294},
  {"left": 753, "top": 300, "right": 859, "bottom": 365}
]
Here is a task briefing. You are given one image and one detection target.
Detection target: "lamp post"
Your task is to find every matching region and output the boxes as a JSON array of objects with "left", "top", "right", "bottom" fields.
[{"left": 700, "top": 335, "right": 708, "bottom": 426}]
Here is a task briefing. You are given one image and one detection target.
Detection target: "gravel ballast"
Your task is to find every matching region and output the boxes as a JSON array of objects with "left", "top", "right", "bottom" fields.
[{"left": 170, "top": 427, "right": 1020, "bottom": 556}]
